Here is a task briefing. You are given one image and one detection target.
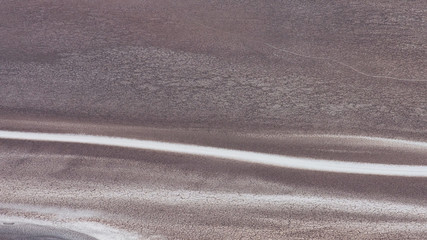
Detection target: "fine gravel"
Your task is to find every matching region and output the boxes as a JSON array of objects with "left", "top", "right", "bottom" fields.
[
  {"left": 0, "top": 136, "right": 426, "bottom": 239},
  {"left": 0, "top": 0, "right": 426, "bottom": 239},
  {"left": 1, "top": 0, "right": 426, "bottom": 139}
]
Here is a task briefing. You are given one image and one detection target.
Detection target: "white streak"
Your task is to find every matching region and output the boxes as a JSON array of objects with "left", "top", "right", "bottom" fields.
[
  {"left": 0, "top": 216, "right": 141, "bottom": 240},
  {"left": 189, "top": 18, "right": 427, "bottom": 82},
  {"left": 264, "top": 43, "right": 427, "bottom": 82},
  {"left": 0, "top": 130, "right": 426, "bottom": 177}
]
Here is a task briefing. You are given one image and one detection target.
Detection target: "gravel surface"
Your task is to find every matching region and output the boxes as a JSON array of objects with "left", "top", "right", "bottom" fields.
[
  {"left": 1, "top": 0, "right": 426, "bottom": 139},
  {"left": 0, "top": 1, "right": 426, "bottom": 239}
]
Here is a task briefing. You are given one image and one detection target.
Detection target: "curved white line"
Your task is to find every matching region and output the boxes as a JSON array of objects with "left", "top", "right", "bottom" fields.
[
  {"left": 189, "top": 19, "right": 427, "bottom": 82},
  {"left": 265, "top": 43, "right": 427, "bottom": 82},
  {"left": 0, "top": 130, "right": 426, "bottom": 177}
]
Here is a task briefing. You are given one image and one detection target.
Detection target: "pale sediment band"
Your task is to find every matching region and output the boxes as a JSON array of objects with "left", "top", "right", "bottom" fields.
[{"left": 0, "top": 130, "right": 426, "bottom": 177}]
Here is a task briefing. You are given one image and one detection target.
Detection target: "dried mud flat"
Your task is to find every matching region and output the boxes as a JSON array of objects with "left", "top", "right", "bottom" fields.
[{"left": 0, "top": 0, "right": 426, "bottom": 239}]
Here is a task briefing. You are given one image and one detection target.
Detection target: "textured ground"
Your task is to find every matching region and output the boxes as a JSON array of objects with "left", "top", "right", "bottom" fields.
[
  {"left": 0, "top": 0, "right": 426, "bottom": 239},
  {"left": 1, "top": 0, "right": 426, "bottom": 139},
  {"left": 0, "top": 119, "right": 426, "bottom": 239}
]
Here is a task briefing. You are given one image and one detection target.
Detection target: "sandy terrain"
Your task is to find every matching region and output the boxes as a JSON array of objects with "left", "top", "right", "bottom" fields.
[
  {"left": 0, "top": 0, "right": 426, "bottom": 239},
  {"left": 0, "top": 119, "right": 426, "bottom": 239},
  {"left": 1, "top": 0, "right": 426, "bottom": 139}
]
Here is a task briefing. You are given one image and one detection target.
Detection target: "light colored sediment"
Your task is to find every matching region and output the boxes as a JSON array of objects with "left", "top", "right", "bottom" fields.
[{"left": 1, "top": 130, "right": 426, "bottom": 177}]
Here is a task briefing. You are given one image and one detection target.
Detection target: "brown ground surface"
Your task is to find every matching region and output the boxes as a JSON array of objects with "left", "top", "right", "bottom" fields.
[
  {"left": 0, "top": 0, "right": 426, "bottom": 239},
  {"left": 0, "top": 134, "right": 426, "bottom": 239},
  {"left": 1, "top": 0, "right": 426, "bottom": 140}
]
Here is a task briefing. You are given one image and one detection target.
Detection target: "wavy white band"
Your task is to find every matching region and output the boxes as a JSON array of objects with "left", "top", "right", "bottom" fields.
[{"left": 0, "top": 130, "right": 426, "bottom": 177}]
